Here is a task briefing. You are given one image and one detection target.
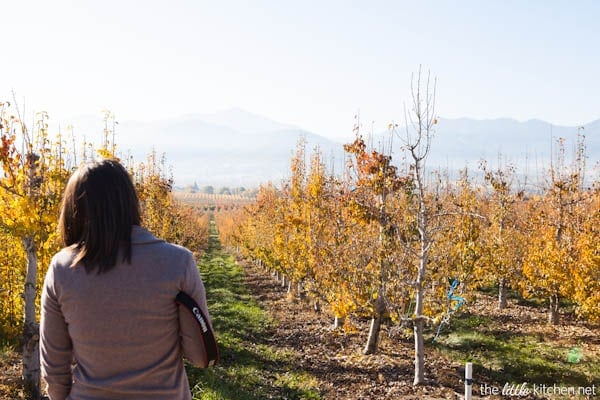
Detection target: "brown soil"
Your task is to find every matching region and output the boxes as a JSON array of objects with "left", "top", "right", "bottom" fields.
[
  {"left": 0, "top": 350, "right": 24, "bottom": 399},
  {"left": 242, "top": 261, "right": 599, "bottom": 400},
  {"left": 243, "top": 263, "right": 464, "bottom": 399}
]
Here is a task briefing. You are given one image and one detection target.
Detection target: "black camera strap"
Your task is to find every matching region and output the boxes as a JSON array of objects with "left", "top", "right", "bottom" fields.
[{"left": 176, "top": 291, "right": 219, "bottom": 366}]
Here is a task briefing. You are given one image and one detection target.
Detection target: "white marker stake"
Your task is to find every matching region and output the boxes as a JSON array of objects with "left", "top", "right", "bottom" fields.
[{"left": 465, "top": 362, "right": 473, "bottom": 400}]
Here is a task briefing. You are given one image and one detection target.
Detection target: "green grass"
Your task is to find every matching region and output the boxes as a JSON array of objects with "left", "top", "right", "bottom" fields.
[
  {"left": 433, "top": 313, "right": 600, "bottom": 392},
  {"left": 0, "top": 341, "right": 16, "bottom": 363},
  {"left": 186, "top": 224, "right": 321, "bottom": 400}
]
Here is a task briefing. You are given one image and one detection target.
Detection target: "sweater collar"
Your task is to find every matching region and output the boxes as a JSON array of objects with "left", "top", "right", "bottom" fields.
[{"left": 131, "top": 225, "right": 164, "bottom": 244}]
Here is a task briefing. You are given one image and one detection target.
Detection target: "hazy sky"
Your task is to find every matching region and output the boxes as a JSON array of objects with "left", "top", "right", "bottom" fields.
[{"left": 2, "top": 0, "right": 599, "bottom": 140}]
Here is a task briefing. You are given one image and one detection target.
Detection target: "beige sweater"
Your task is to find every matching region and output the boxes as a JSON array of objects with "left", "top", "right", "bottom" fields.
[{"left": 40, "top": 226, "right": 212, "bottom": 400}]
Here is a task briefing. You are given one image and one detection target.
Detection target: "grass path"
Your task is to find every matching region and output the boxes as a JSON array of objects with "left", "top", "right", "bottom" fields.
[
  {"left": 186, "top": 222, "right": 320, "bottom": 400},
  {"left": 188, "top": 221, "right": 600, "bottom": 400}
]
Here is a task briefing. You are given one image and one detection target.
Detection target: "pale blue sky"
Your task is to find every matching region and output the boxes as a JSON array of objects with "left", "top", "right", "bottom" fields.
[{"left": 2, "top": 0, "right": 599, "bottom": 140}]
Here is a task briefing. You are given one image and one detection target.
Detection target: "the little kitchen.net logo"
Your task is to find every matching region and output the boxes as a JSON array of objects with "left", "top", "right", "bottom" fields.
[{"left": 480, "top": 382, "right": 597, "bottom": 397}]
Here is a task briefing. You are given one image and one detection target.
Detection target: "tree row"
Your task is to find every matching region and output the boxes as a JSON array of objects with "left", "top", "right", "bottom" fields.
[{"left": 215, "top": 73, "right": 599, "bottom": 385}]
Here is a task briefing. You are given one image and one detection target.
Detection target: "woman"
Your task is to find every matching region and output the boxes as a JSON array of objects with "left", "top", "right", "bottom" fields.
[{"left": 40, "top": 159, "right": 214, "bottom": 400}]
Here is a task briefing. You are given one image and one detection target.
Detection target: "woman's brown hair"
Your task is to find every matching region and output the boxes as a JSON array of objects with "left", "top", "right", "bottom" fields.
[{"left": 58, "top": 159, "right": 141, "bottom": 273}]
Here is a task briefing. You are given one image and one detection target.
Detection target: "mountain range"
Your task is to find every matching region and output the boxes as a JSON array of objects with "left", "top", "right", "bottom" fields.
[{"left": 67, "top": 109, "right": 600, "bottom": 187}]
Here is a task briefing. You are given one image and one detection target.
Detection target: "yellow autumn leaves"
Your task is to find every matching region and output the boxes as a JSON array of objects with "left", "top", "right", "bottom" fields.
[
  {"left": 217, "top": 137, "right": 600, "bottom": 328},
  {"left": 0, "top": 104, "right": 210, "bottom": 339}
]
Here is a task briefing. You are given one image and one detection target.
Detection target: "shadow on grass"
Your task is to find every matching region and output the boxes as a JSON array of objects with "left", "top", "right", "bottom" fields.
[
  {"left": 187, "top": 228, "right": 320, "bottom": 400},
  {"left": 432, "top": 313, "right": 596, "bottom": 388}
]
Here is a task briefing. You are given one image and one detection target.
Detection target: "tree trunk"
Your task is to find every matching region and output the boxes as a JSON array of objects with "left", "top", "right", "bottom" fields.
[
  {"left": 313, "top": 300, "right": 320, "bottom": 313},
  {"left": 413, "top": 279, "right": 426, "bottom": 385},
  {"left": 413, "top": 247, "right": 427, "bottom": 385},
  {"left": 498, "top": 277, "right": 508, "bottom": 310},
  {"left": 333, "top": 315, "right": 345, "bottom": 330},
  {"left": 281, "top": 274, "right": 286, "bottom": 288},
  {"left": 363, "top": 313, "right": 383, "bottom": 355},
  {"left": 413, "top": 317, "right": 425, "bottom": 386},
  {"left": 548, "top": 294, "right": 560, "bottom": 325},
  {"left": 363, "top": 296, "right": 385, "bottom": 355},
  {"left": 22, "top": 236, "right": 41, "bottom": 400}
]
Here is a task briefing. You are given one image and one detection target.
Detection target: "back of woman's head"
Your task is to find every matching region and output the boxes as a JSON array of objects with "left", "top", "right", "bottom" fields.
[{"left": 58, "top": 159, "right": 141, "bottom": 273}]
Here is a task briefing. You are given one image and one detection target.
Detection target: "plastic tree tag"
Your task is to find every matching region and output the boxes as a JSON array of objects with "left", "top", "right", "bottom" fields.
[{"left": 567, "top": 347, "right": 582, "bottom": 363}]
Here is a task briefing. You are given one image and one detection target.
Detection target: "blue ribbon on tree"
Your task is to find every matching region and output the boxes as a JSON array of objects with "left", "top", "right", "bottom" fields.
[
  {"left": 448, "top": 278, "right": 465, "bottom": 311},
  {"left": 432, "top": 278, "right": 465, "bottom": 342}
]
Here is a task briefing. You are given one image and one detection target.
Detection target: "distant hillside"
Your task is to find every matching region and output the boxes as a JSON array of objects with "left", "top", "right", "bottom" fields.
[
  {"left": 67, "top": 109, "right": 344, "bottom": 186},
  {"left": 426, "top": 117, "right": 598, "bottom": 168},
  {"left": 377, "top": 117, "right": 599, "bottom": 186},
  {"left": 65, "top": 110, "right": 599, "bottom": 187}
]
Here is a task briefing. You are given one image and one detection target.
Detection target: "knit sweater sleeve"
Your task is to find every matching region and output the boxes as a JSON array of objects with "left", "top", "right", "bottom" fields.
[
  {"left": 40, "top": 261, "right": 73, "bottom": 400},
  {"left": 178, "top": 250, "right": 213, "bottom": 368}
]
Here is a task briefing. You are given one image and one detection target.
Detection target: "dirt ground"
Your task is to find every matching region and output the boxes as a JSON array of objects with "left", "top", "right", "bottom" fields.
[
  {"left": 0, "top": 350, "right": 24, "bottom": 399},
  {"left": 2, "top": 260, "right": 597, "bottom": 400},
  {"left": 243, "top": 263, "right": 467, "bottom": 400},
  {"left": 241, "top": 261, "right": 599, "bottom": 400}
]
